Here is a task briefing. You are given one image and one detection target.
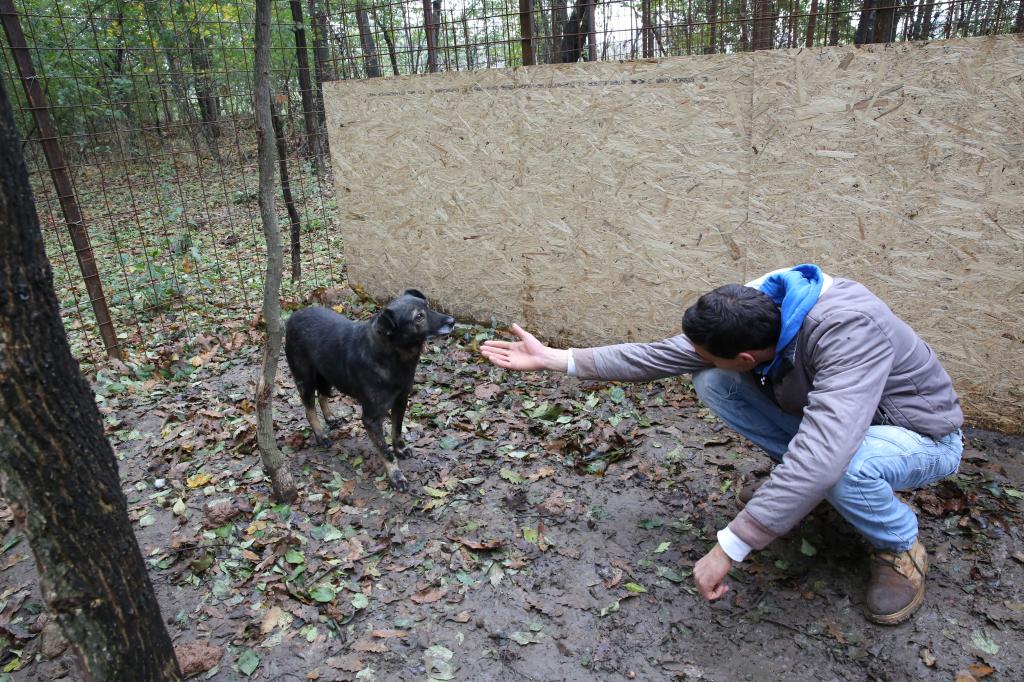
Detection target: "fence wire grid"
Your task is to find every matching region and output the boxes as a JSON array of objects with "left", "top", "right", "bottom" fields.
[{"left": 1, "top": 0, "right": 1021, "bottom": 375}]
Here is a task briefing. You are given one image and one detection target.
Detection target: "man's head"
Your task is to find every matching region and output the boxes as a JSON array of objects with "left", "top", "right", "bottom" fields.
[{"left": 682, "top": 284, "right": 780, "bottom": 372}]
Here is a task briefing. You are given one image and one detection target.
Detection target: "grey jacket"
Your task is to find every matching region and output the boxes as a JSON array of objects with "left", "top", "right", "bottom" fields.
[{"left": 572, "top": 277, "right": 963, "bottom": 550}]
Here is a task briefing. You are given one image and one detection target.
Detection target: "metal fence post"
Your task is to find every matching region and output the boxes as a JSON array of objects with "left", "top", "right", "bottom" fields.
[{"left": 0, "top": 0, "right": 121, "bottom": 360}]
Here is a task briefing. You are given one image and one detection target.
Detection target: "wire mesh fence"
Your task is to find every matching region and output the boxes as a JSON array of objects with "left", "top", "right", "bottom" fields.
[{"left": 1, "top": 0, "right": 1020, "bottom": 374}]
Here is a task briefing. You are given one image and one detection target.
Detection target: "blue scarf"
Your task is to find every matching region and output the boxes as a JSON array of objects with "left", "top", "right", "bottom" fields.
[{"left": 756, "top": 264, "right": 824, "bottom": 377}]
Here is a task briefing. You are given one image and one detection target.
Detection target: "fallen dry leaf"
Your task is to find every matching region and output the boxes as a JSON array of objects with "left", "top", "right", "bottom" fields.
[
  {"left": 260, "top": 606, "right": 285, "bottom": 635},
  {"left": 174, "top": 640, "right": 223, "bottom": 678},
  {"left": 449, "top": 610, "right": 472, "bottom": 623},
  {"left": 411, "top": 587, "right": 448, "bottom": 604},
  {"left": 919, "top": 647, "right": 936, "bottom": 667},
  {"left": 371, "top": 629, "right": 409, "bottom": 639},
  {"left": 352, "top": 637, "right": 388, "bottom": 654},
  {"left": 968, "top": 663, "right": 995, "bottom": 679},
  {"left": 325, "top": 654, "right": 363, "bottom": 672}
]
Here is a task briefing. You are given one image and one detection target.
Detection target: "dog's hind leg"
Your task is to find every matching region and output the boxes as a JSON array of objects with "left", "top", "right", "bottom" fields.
[
  {"left": 362, "top": 412, "right": 409, "bottom": 493},
  {"left": 304, "top": 401, "right": 332, "bottom": 447},
  {"left": 390, "top": 390, "right": 413, "bottom": 459},
  {"left": 318, "top": 394, "right": 338, "bottom": 427}
]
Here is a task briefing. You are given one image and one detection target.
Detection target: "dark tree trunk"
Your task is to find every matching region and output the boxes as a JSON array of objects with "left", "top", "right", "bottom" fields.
[
  {"left": 271, "top": 108, "right": 302, "bottom": 283},
  {"left": 187, "top": 30, "right": 220, "bottom": 139},
  {"left": 1015, "top": 0, "right": 1024, "bottom": 33},
  {"left": 463, "top": 14, "right": 474, "bottom": 68},
  {"left": 309, "top": 1, "right": 332, "bottom": 128},
  {"left": 356, "top": 1, "right": 383, "bottom": 77},
  {"left": 872, "top": 0, "right": 899, "bottom": 42},
  {"left": 558, "top": 0, "right": 590, "bottom": 62},
  {"left": 254, "top": 0, "right": 298, "bottom": 504},
  {"left": 0, "top": 76, "right": 182, "bottom": 682},
  {"left": 290, "top": 0, "right": 323, "bottom": 170},
  {"left": 708, "top": 0, "right": 719, "bottom": 53},
  {"left": 738, "top": 0, "right": 751, "bottom": 50},
  {"left": 855, "top": 0, "right": 878, "bottom": 43},
  {"left": 551, "top": 0, "right": 567, "bottom": 63},
  {"left": 752, "top": 0, "right": 775, "bottom": 49},
  {"left": 805, "top": 0, "right": 819, "bottom": 46}
]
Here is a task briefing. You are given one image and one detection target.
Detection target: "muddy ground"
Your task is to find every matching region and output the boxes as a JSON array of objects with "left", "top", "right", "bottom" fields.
[{"left": 1, "top": 327, "right": 1022, "bottom": 681}]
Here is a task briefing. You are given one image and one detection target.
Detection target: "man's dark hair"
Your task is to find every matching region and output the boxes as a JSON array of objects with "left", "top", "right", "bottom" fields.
[{"left": 681, "top": 284, "right": 781, "bottom": 359}]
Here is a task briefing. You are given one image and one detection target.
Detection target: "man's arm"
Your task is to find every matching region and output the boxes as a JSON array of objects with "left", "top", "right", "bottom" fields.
[{"left": 480, "top": 324, "right": 710, "bottom": 380}]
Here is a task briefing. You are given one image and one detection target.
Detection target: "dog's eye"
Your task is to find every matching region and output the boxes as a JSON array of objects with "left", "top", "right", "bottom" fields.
[{"left": 415, "top": 311, "right": 424, "bottom": 321}]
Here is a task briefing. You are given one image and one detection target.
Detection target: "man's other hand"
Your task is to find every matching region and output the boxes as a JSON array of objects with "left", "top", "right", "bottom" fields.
[{"left": 694, "top": 544, "right": 733, "bottom": 601}]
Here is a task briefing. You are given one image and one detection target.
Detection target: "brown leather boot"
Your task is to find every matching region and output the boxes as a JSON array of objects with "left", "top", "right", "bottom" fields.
[{"left": 865, "top": 539, "right": 928, "bottom": 625}]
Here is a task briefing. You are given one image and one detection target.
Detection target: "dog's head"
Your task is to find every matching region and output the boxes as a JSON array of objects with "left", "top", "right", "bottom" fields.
[{"left": 373, "top": 289, "right": 456, "bottom": 347}]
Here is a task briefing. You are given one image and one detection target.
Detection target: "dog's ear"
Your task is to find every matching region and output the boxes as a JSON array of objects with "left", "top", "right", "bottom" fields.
[
  {"left": 374, "top": 308, "right": 398, "bottom": 336},
  {"left": 402, "top": 288, "right": 427, "bottom": 301}
]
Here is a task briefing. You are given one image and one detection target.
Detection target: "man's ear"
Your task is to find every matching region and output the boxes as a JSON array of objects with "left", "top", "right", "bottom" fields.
[
  {"left": 374, "top": 308, "right": 397, "bottom": 336},
  {"left": 735, "top": 351, "right": 759, "bottom": 371},
  {"left": 402, "top": 289, "right": 427, "bottom": 301}
]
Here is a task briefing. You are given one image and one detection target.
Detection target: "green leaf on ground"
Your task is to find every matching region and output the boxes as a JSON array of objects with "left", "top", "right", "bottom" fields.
[
  {"left": 654, "top": 542, "right": 670, "bottom": 554},
  {"left": 352, "top": 593, "right": 369, "bottom": 610},
  {"left": 971, "top": 631, "right": 999, "bottom": 655},
  {"left": 422, "top": 486, "right": 449, "bottom": 498},
  {"left": 624, "top": 582, "right": 647, "bottom": 593},
  {"left": 438, "top": 435, "right": 460, "bottom": 450},
  {"left": 638, "top": 518, "right": 664, "bottom": 530},
  {"left": 801, "top": 539, "right": 817, "bottom": 557},
  {"left": 500, "top": 468, "right": 526, "bottom": 484},
  {"left": 1004, "top": 488, "right": 1024, "bottom": 499},
  {"left": 309, "top": 585, "right": 335, "bottom": 603},
  {"left": 237, "top": 649, "right": 260, "bottom": 676},
  {"left": 285, "top": 548, "right": 305, "bottom": 564}
]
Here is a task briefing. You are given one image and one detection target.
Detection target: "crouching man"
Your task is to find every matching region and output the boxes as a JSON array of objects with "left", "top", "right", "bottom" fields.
[{"left": 479, "top": 265, "right": 963, "bottom": 624}]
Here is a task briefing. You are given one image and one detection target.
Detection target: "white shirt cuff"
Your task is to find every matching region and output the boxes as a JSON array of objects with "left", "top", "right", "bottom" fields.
[
  {"left": 566, "top": 349, "right": 577, "bottom": 377},
  {"left": 717, "top": 527, "right": 752, "bottom": 562}
]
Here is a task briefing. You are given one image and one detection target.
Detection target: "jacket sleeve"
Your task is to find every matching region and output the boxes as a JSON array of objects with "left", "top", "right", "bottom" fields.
[
  {"left": 570, "top": 334, "right": 711, "bottom": 382},
  {"left": 727, "top": 311, "right": 896, "bottom": 550}
]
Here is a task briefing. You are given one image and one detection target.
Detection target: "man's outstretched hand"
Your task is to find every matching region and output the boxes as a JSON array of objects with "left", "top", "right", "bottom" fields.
[{"left": 479, "top": 323, "right": 567, "bottom": 373}]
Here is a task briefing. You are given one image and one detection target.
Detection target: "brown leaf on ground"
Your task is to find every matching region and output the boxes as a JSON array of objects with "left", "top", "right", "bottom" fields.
[
  {"left": 175, "top": 640, "right": 223, "bottom": 678},
  {"left": 473, "top": 382, "right": 502, "bottom": 400},
  {"left": 352, "top": 637, "right": 388, "bottom": 654},
  {"left": 204, "top": 500, "right": 241, "bottom": 527},
  {"left": 325, "top": 654, "right": 364, "bottom": 671},
  {"left": 824, "top": 619, "right": 846, "bottom": 644},
  {"left": 968, "top": 663, "right": 995, "bottom": 679},
  {"left": 260, "top": 606, "right": 286, "bottom": 634},
  {"left": 918, "top": 647, "right": 936, "bottom": 667},
  {"left": 411, "top": 587, "right": 448, "bottom": 604},
  {"left": 371, "top": 629, "right": 409, "bottom": 639},
  {"left": 452, "top": 536, "right": 503, "bottom": 551},
  {"left": 449, "top": 610, "right": 472, "bottom": 623}
]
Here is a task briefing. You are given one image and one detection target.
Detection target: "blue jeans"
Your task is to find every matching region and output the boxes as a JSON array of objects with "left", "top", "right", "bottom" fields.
[{"left": 692, "top": 369, "right": 963, "bottom": 552}]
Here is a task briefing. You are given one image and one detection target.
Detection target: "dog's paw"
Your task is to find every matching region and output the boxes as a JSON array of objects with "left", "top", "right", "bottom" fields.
[
  {"left": 324, "top": 418, "right": 340, "bottom": 429},
  {"left": 387, "top": 468, "right": 409, "bottom": 493},
  {"left": 393, "top": 443, "right": 414, "bottom": 460},
  {"left": 313, "top": 433, "right": 333, "bottom": 448}
]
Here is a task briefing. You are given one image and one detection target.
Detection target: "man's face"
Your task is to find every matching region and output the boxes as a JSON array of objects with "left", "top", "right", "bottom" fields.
[{"left": 693, "top": 344, "right": 772, "bottom": 373}]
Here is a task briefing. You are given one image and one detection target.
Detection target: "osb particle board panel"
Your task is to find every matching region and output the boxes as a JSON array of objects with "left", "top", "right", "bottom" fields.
[
  {"left": 324, "top": 35, "right": 1024, "bottom": 432},
  {"left": 744, "top": 36, "right": 1023, "bottom": 432},
  {"left": 324, "top": 56, "right": 757, "bottom": 343}
]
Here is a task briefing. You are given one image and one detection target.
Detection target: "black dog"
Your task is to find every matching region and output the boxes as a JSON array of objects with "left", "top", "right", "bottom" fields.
[{"left": 284, "top": 289, "right": 455, "bottom": 492}]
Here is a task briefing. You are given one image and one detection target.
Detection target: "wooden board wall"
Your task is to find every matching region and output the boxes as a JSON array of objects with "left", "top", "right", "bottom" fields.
[{"left": 324, "top": 35, "right": 1024, "bottom": 432}]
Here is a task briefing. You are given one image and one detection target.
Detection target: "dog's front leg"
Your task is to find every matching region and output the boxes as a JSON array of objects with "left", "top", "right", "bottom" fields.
[
  {"left": 363, "top": 413, "right": 409, "bottom": 492},
  {"left": 390, "top": 391, "right": 413, "bottom": 459}
]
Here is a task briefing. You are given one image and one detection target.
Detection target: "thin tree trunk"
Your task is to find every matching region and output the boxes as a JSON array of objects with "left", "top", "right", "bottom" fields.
[
  {"left": 551, "top": 0, "right": 567, "bottom": 63},
  {"left": 356, "top": 1, "right": 383, "bottom": 77},
  {"left": 254, "top": 0, "right": 298, "bottom": 504},
  {"left": 0, "top": 75, "right": 182, "bottom": 682},
  {"left": 272, "top": 108, "right": 302, "bottom": 283},
  {"left": 806, "top": 0, "right": 820, "bottom": 45},
  {"left": 309, "top": 0, "right": 328, "bottom": 128},
  {"left": 708, "top": 0, "right": 719, "bottom": 53},
  {"left": 559, "top": 0, "right": 589, "bottom": 62},
  {"left": 1015, "top": 0, "right": 1024, "bottom": 33},
  {"left": 373, "top": 6, "right": 401, "bottom": 75},
  {"left": 463, "top": 14, "right": 474, "bottom": 69},
  {"left": 587, "top": 0, "right": 596, "bottom": 60},
  {"left": 290, "top": 0, "right": 323, "bottom": 171}
]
